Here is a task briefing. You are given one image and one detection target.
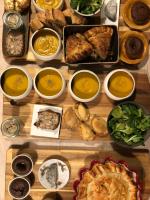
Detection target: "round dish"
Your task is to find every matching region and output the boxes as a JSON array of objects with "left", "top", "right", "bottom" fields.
[
  {"left": 73, "top": 158, "right": 142, "bottom": 200},
  {"left": 107, "top": 101, "right": 150, "bottom": 147},
  {"left": 103, "top": 69, "right": 135, "bottom": 101},
  {"left": 30, "top": 28, "right": 61, "bottom": 61},
  {"left": 70, "top": 0, "right": 103, "bottom": 17},
  {"left": 0, "top": 66, "right": 32, "bottom": 100},
  {"left": 38, "top": 159, "right": 69, "bottom": 189},
  {"left": 68, "top": 70, "right": 101, "bottom": 103},
  {"left": 11, "top": 154, "right": 33, "bottom": 177},
  {"left": 123, "top": 0, "right": 150, "bottom": 30},
  {"left": 120, "top": 31, "right": 149, "bottom": 64},
  {"left": 8, "top": 177, "right": 30, "bottom": 200},
  {"left": 34, "top": 67, "right": 65, "bottom": 99},
  {"left": 32, "top": 0, "right": 64, "bottom": 12}
]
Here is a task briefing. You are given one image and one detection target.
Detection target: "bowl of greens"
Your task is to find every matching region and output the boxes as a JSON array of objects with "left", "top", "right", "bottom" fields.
[
  {"left": 70, "top": 0, "right": 103, "bottom": 17},
  {"left": 107, "top": 101, "right": 150, "bottom": 147}
]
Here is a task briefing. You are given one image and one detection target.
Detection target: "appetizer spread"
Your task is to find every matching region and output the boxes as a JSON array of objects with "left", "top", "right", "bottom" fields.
[
  {"left": 38, "top": 159, "right": 69, "bottom": 189},
  {"left": 108, "top": 102, "right": 150, "bottom": 146},
  {"left": 74, "top": 159, "right": 141, "bottom": 200},
  {"left": 64, "top": 102, "right": 108, "bottom": 141}
]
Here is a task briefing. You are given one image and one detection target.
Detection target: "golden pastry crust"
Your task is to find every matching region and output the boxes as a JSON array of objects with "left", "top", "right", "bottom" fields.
[
  {"left": 91, "top": 115, "right": 108, "bottom": 136},
  {"left": 80, "top": 123, "right": 95, "bottom": 141},
  {"left": 76, "top": 161, "right": 138, "bottom": 200},
  {"left": 64, "top": 107, "right": 80, "bottom": 130},
  {"left": 66, "top": 34, "right": 93, "bottom": 63},
  {"left": 84, "top": 27, "right": 113, "bottom": 60},
  {"left": 74, "top": 103, "right": 90, "bottom": 122}
]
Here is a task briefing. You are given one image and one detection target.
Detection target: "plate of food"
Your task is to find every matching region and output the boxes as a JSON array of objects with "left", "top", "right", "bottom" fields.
[
  {"left": 38, "top": 159, "right": 70, "bottom": 189},
  {"left": 73, "top": 158, "right": 142, "bottom": 200},
  {"left": 30, "top": 104, "right": 62, "bottom": 138}
]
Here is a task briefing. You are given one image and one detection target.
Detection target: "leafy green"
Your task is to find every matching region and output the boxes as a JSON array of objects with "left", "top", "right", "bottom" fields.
[
  {"left": 108, "top": 103, "right": 150, "bottom": 146},
  {"left": 71, "top": 0, "right": 102, "bottom": 14}
]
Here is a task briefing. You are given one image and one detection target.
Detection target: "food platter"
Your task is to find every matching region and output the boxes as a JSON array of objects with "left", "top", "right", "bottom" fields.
[
  {"left": 1, "top": 0, "right": 150, "bottom": 199},
  {"left": 5, "top": 145, "right": 150, "bottom": 200}
]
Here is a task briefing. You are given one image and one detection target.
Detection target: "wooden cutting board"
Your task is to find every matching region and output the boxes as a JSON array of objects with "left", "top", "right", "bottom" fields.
[
  {"left": 3, "top": 71, "right": 150, "bottom": 142},
  {"left": 5, "top": 145, "right": 150, "bottom": 200}
]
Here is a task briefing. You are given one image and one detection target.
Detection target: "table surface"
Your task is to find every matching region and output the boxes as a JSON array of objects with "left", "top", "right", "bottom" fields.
[{"left": 0, "top": 0, "right": 150, "bottom": 199}]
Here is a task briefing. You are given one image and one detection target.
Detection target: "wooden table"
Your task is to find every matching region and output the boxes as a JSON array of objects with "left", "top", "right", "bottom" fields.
[{"left": 0, "top": 0, "right": 150, "bottom": 199}]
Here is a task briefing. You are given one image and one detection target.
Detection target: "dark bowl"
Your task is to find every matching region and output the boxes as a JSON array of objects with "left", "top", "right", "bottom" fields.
[{"left": 107, "top": 101, "right": 150, "bottom": 148}]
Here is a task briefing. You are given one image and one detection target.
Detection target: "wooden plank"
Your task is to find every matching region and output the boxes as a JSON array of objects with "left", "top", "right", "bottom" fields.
[{"left": 5, "top": 146, "right": 150, "bottom": 200}]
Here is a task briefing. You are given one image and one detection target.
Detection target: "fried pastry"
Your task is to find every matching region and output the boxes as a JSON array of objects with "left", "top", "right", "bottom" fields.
[
  {"left": 64, "top": 107, "right": 80, "bottom": 130},
  {"left": 76, "top": 161, "right": 139, "bottom": 200},
  {"left": 63, "top": 8, "right": 87, "bottom": 25},
  {"left": 66, "top": 34, "right": 93, "bottom": 63},
  {"left": 84, "top": 26, "right": 113, "bottom": 60},
  {"left": 4, "top": 0, "right": 30, "bottom": 12},
  {"left": 74, "top": 103, "right": 90, "bottom": 122},
  {"left": 80, "top": 123, "right": 95, "bottom": 141},
  {"left": 91, "top": 115, "right": 108, "bottom": 136}
]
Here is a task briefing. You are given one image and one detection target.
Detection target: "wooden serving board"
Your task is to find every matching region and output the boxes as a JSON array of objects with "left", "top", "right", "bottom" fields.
[
  {"left": 3, "top": 69, "right": 150, "bottom": 142},
  {"left": 5, "top": 145, "right": 150, "bottom": 200}
]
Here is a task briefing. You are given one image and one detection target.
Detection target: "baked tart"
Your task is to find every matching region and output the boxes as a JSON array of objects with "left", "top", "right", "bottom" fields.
[
  {"left": 123, "top": 0, "right": 150, "bottom": 30},
  {"left": 120, "top": 31, "right": 148, "bottom": 64},
  {"left": 73, "top": 159, "right": 142, "bottom": 200}
]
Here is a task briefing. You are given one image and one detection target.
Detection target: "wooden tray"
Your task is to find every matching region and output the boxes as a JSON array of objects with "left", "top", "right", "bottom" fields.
[
  {"left": 3, "top": 69, "right": 150, "bottom": 143},
  {"left": 5, "top": 144, "right": 150, "bottom": 200}
]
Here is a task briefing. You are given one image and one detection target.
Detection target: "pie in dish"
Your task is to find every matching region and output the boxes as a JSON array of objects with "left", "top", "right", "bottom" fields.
[{"left": 74, "top": 160, "right": 141, "bottom": 200}]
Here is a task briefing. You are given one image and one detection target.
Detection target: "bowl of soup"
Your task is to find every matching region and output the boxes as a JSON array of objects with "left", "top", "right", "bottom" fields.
[
  {"left": 30, "top": 28, "right": 61, "bottom": 61},
  {"left": 104, "top": 69, "right": 135, "bottom": 101},
  {"left": 34, "top": 67, "right": 65, "bottom": 99},
  {"left": 0, "top": 67, "right": 32, "bottom": 100},
  {"left": 68, "top": 70, "right": 101, "bottom": 102},
  {"left": 32, "top": 0, "right": 64, "bottom": 12}
]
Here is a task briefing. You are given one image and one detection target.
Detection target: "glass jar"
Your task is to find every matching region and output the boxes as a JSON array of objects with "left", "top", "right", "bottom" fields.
[
  {"left": 1, "top": 118, "right": 20, "bottom": 137},
  {"left": 3, "top": 11, "right": 23, "bottom": 30}
]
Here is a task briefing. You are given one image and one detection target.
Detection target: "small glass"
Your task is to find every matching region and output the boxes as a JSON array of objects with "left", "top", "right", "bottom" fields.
[
  {"left": 1, "top": 118, "right": 20, "bottom": 137},
  {"left": 3, "top": 11, "right": 23, "bottom": 30}
]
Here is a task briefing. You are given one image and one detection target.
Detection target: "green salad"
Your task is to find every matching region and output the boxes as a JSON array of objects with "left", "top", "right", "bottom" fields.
[
  {"left": 70, "top": 0, "right": 102, "bottom": 15},
  {"left": 108, "top": 103, "right": 150, "bottom": 146}
]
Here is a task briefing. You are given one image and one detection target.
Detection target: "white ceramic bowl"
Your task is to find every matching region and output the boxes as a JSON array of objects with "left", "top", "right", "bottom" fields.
[
  {"left": 68, "top": 70, "right": 101, "bottom": 103},
  {"left": 0, "top": 66, "right": 32, "bottom": 100},
  {"left": 70, "top": 0, "right": 103, "bottom": 17},
  {"left": 103, "top": 69, "right": 135, "bottom": 101},
  {"left": 8, "top": 177, "right": 30, "bottom": 200},
  {"left": 34, "top": 67, "right": 66, "bottom": 99},
  {"left": 11, "top": 154, "right": 33, "bottom": 177},
  {"left": 32, "top": 0, "right": 64, "bottom": 12},
  {"left": 30, "top": 28, "right": 61, "bottom": 61}
]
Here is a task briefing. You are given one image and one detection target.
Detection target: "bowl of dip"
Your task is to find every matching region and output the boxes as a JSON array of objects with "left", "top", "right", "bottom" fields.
[
  {"left": 34, "top": 67, "right": 65, "bottom": 99},
  {"left": 32, "top": 0, "right": 64, "bottom": 12},
  {"left": 68, "top": 70, "right": 101, "bottom": 103},
  {"left": 30, "top": 28, "right": 61, "bottom": 61},
  {"left": 0, "top": 66, "right": 32, "bottom": 100},
  {"left": 104, "top": 69, "right": 135, "bottom": 101}
]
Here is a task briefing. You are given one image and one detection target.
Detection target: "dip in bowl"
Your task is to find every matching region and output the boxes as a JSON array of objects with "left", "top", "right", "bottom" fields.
[
  {"left": 30, "top": 28, "right": 61, "bottom": 61},
  {"left": 0, "top": 66, "right": 32, "bottom": 100},
  {"left": 104, "top": 69, "right": 135, "bottom": 101},
  {"left": 32, "top": 0, "right": 64, "bottom": 12},
  {"left": 34, "top": 67, "right": 65, "bottom": 99},
  {"left": 68, "top": 70, "right": 101, "bottom": 102}
]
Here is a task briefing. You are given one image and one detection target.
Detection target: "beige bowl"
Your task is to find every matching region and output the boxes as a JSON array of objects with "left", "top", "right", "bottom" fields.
[
  {"left": 0, "top": 66, "right": 32, "bottom": 100},
  {"left": 68, "top": 70, "right": 101, "bottom": 103},
  {"left": 104, "top": 69, "right": 135, "bottom": 101},
  {"left": 30, "top": 28, "right": 61, "bottom": 62},
  {"left": 32, "top": 0, "right": 64, "bottom": 12},
  {"left": 34, "top": 67, "right": 65, "bottom": 100}
]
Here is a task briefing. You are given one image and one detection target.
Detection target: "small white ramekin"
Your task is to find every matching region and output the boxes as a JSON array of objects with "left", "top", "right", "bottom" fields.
[
  {"left": 32, "top": 0, "right": 64, "bottom": 12},
  {"left": 34, "top": 67, "right": 66, "bottom": 100},
  {"left": 68, "top": 70, "right": 101, "bottom": 103},
  {"left": 11, "top": 153, "right": 33, "bottom": 177},
  {"left": 0, "top": 66, "right": 32, "bottom": 100},
  {"left": 8, "top": 177, "right": 30, "bottom": 200},
  {"left": 30, "top": 28, "right": 61, "bottom": 62},
  {"left": 103, "top": 69, "right": 135, "bottom": 101}
]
